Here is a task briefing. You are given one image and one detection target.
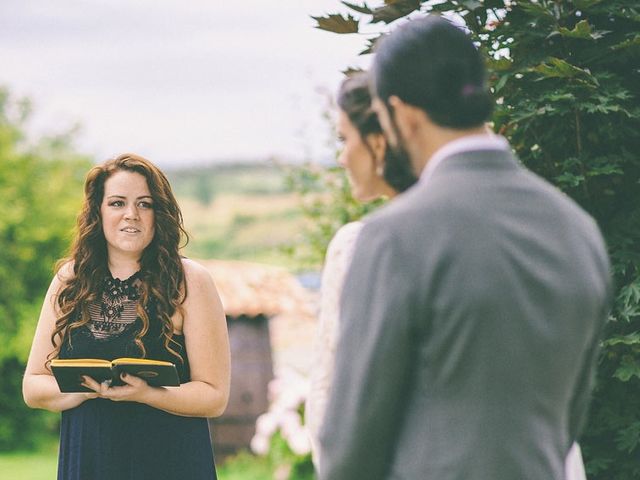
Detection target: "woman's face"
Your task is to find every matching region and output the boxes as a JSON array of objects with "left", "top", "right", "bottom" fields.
[
  {"left": 336, "top": 110, "right": 387, "bottom": 202},
  {"left": 100, "top": 170, "right": 155, "bottom": 261}
]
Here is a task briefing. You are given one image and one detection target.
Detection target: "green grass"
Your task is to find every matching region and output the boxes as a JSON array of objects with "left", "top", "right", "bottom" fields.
[
  {"left": 0, "top": 445, "right": 58, "bottom": 480},
  {"left": 217, "top": 451, "right": 273, "bottom": 479},
  {"left": 0, "top": 447, "right": 291, "bottom": 479}
]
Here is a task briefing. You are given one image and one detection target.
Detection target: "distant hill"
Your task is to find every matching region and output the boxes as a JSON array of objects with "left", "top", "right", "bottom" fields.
[{"left": 166, "top": 162, "right": 307, "bottom": 270}]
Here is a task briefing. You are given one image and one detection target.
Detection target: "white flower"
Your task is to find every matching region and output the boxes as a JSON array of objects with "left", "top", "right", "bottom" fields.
[
  {"left": 287, "top": 429, "right": 311, "bottom": 456},
  {"left": 250, "top": 433, "right": 270, "bottom": 456},
  {"left": 253, "top": 369, "right": 313, "bottom": 458},
  {"left": 255, "top": 412, "right": 278, "bottom": 438},
  {"left": 268, "top": 377, "right": 284, "bottom": 401},
  {"left": 280, "top": 410, "right": 301, "bottom": 439},
  {"left": 280, "top": 388, "right": 303, "bottom": 411}
]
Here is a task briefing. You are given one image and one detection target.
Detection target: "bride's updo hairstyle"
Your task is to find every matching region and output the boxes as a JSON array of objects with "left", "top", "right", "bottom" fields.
[
  {"left": 372, "top": 16, "right": 493, "bottom": 129},
  {"left": 337, "top": 72, "right": 417, "bottom": 193}
]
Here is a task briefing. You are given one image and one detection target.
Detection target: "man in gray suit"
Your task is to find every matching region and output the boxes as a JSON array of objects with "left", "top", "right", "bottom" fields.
[{"left": 318, "top": 16, "right": 611, "bottom": 480}]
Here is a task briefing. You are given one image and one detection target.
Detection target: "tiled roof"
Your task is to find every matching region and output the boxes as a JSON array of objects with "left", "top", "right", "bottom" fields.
[{"left": 198, "top": 259, "right": 314, "bottom": 318}]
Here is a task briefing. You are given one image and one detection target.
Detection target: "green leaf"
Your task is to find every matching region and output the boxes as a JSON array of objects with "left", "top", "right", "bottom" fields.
[
  {"left": 604, "top": 332, "right": 640, "bottom": 347},
  {"left": 341, "top": 1, "right": 373, "bottom": 14},
  {"left": 554, "top": 172, "right": 585, "bottom": 188},
  {"left": 371, "top": 0, "right": 420, "bottom": 24},
  {"left": 487, "top": 57, "right": 513, "bottom": 72},
  {"left": 533, "top": 57, "right": 584, "bottom": 78},
  {"left": 493, "top": 74, "right": 509, "bottom": 93},
  {"left": 359, "top": 34, "right": 384, "bottom": 55},
  {"left": 618, "top": 280, "right": 640, "bottom": 321},
  {"left": 557, "top": 20, "right": 609, "bottom": 40},
  {"left": 614, "top": 356, "right": 640, "bottom": 382},
  {"left": 611, "top": 34, "right": 640, "bottom": 51},
  {"left": 312, "top": 13, "right": 359, "bottom": 34},
  {"left": 341, "top": 66, "right": 365, "bottom": 77},
  {"left": 460, "top": 0, "right": 483, "bottom": 10},
  {"left": 585, "top": 164, "right": 624, "bottom": 177},
  {"left": 546, "top": 92, "right": 575, "bottom": 102},
  {"left": 616, "top": 422, "right": 640, "bottom": 454},
  {"left": 573, "top": 0, "right": 603, "bottom": 8},
  {"left": 429, "top": 3, "right": 457, "bottom": 13},
  {"left": 519, "top": 2, "right": 554, "bottom": 18},
  {"left": 532, "top": 57, "right": 599, "bottom": 86},
  {"left": 557, "top": 20, "right": 596, "bottom": 39}
]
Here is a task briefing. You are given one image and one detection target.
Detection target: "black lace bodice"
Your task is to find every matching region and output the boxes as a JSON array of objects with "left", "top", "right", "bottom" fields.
[
  {"left": 59, "top": 271, "right": 190, "bottom": 382},
  {"left": 87, "top": 272, "right": 141, "bottom": 340}
]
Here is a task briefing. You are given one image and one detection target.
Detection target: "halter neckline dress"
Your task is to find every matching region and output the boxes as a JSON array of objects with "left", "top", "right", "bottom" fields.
[{"left": 57, "top": 271, "right": 217, "bottom": 480}]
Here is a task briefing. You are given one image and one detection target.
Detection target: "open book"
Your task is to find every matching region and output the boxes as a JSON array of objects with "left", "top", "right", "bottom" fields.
[{"left": 51, "top": 358, "right": 180, "bottom": 393}]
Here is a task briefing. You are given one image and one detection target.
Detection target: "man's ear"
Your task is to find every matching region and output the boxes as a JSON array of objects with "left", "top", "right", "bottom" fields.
[{"left": 388, "top": 95, "right": 424, "bottom": 142}]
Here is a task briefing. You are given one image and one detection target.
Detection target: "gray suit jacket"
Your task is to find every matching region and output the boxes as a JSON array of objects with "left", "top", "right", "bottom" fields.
[{"left": 318, "top": 149, "right": 611, "bottom": 480}]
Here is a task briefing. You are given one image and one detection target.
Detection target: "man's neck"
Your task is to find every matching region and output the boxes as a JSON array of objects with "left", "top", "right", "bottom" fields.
[{"left": 411, "top": 125, "right": 488, "bottom": 176}]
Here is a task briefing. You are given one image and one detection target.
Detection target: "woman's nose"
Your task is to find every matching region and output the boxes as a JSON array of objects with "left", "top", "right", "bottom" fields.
[
  {"left": 337, "top": 150, "right": 347, "bottom": 167},
  {"left": 124, "top": 205, "right": 139, "bottom": 220}
]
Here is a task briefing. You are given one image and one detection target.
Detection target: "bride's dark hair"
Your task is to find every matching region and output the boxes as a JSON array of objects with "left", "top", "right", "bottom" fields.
[
  {"left": 337, "top": 72, "right": 417, "bottom": 193},
  {"left": 48, "top": 153, "right": 189, "bottom": 365}
]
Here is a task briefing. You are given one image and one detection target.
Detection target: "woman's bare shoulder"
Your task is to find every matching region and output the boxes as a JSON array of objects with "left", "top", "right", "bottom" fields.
[
  {"left": 180, "top": 258, "right": 215, "bottom": 290},
  {"left": 51, "top": 260, "right": 75, "bottom": 291}
]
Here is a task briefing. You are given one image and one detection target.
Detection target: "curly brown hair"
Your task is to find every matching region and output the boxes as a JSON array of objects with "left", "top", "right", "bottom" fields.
[{"left": 48, "top": 153, "right": 189, "bottom": 365}]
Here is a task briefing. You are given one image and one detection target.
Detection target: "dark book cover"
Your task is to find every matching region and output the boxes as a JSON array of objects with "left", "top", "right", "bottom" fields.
[
  {"left": 51, "top": 358, "right": 179, "bottom": 393},
  {"left": 111, "top": 361, "right": 180, "bottom": 388}
]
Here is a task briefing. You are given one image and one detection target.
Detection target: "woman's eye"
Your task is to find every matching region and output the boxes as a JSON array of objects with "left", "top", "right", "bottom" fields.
[
  {"left": 109, "top": 200, "right": 124, "bottom": 207},
  {"left": 138, "top": 201, "right": 153, "bottom": 209}
]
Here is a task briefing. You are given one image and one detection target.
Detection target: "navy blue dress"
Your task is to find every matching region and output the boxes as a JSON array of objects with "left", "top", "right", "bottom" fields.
[{"left": 57, "top": 272, "right": 217, "bottom": 480}]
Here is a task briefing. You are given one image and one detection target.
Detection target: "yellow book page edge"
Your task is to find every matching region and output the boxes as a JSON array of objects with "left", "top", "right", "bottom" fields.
[
  {"left": 112, "top": 358, "right": 174, "bottom": 366},
  {"left": 51, "top": 359, "right": 112, "bottom": 367}
]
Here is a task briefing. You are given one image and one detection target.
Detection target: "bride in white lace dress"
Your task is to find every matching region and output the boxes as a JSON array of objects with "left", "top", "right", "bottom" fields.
[{"left": 305, "top": 73, "right": 587, "bottom": 479}]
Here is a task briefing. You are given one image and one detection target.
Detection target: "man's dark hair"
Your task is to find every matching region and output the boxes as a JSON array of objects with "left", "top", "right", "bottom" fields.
[{"left": 372, "top": 16, "right": 493, "bottom": 129}]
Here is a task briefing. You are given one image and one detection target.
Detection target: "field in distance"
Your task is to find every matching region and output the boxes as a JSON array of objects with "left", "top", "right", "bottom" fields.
[{"left": 167, "top": 162, "right": 311, "bottom": 271}]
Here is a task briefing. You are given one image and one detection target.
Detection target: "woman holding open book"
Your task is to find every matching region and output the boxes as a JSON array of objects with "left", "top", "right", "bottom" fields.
[{"left": 23, "top": 153, "right": 230, "bottom": 480}]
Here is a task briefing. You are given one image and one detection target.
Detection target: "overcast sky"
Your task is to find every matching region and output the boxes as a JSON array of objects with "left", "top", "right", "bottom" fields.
[{"left": 1, "top": 0, "right": 374, "bottom": 167}]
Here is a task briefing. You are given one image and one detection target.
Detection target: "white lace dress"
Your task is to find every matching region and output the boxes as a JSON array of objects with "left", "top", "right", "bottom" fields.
[
  {"left": 306, "top": 221, "right": 364, "bottom": 467},
  {"left": 305, "top": 221, "right": 587, "bottom": 479}
]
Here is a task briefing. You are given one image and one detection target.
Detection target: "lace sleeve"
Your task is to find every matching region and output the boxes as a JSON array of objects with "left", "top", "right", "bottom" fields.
[
  {"left": 306, "top": 221, "right": 363, "bottom": 465},
  {"left": 565, "top": 443, "right": 586, "bottom": 480}
]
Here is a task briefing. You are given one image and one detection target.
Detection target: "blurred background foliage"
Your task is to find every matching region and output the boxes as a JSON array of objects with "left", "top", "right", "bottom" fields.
[
  {"left": 0, "top": 87, "right": 91, "bottom": 450},
  {"left": 167, "top": 163, "right": 305, "bottom": 268},
  {"left": 313, "top": 0, "right": 640, "bottom": 478},
  {"left": 283, "top": 163, "right": 384, "bottom": 268}
]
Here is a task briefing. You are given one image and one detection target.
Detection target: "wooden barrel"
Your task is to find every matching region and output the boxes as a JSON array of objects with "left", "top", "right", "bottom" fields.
[{"left": 209, "top": 314, "right": 273, "bottom": 462}]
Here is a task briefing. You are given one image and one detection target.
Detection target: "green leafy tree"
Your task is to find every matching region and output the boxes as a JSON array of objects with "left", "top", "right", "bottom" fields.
[
  {"left": 311, "top": 1, "right": 640, "bottom": 478},
  {"left": 0, "top": 87, "right": 91, "bottom": 450},
  {"left": 285, "top": 162, "right": 384, "bottom": 268}
]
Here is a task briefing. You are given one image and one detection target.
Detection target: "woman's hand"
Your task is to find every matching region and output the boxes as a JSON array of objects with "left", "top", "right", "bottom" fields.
[{"left": 81, "top": 373, "right": 154, "bottom": 403}]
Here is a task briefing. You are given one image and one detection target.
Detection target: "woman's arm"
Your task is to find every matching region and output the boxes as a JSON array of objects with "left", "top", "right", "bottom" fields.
[
  {"left": 23, "top": 263, "right": 98, "bottom": 412},
  {"left": 87, "top": 259, "right": 231, "bottom": 417}
]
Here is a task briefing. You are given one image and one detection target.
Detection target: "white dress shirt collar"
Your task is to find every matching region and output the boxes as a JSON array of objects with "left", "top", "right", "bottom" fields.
[{"left": 419, "top": 134, "right": 510, "bottom": 184}]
